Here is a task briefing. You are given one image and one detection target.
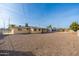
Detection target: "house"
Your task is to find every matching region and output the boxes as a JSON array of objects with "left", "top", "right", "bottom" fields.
[
  {"left": 69, "top": 30, "right": 75, "bottom": 32},
  {"left": 30, "top": 26, "right": 43, "bottom": 33},
  {"left": 9, "top": 26, "right": 30, "bottom": 34},
  {"left": 6, "top": 26, "right": 48, "bottom": 34},
  {"left": 42, "top": 28, "right": 48, "bottom": 33}
]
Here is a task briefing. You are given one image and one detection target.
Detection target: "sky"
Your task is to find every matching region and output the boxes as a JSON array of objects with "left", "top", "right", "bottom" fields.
[{"left": 0, "top": 3, "right": 79, "bottom": 28}]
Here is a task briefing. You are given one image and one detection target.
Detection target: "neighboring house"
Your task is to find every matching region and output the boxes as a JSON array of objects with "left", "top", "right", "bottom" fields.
[
  {"left": 42, "top": 28, "right": 48, "bottom": 33},
  {"left": 69, "top": 30, "right": 75, "bottom": 32},
  {"left": 10, "top": 27, "right": 30, "bottom": 34},
  {"left": 2, "top": 28, "right": 14, "bottom": 35},
  {"left": 30, "top": 26, "right": 48, "bottom": 33},
  {"left": 5, "top": 26, "right": 48, "bottom": 34},
  {"left": 30, "top": 26, "right": 43, "bottom": 33}
]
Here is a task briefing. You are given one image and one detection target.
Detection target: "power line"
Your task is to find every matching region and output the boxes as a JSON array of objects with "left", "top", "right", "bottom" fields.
[{"left": 0, "top": 5, "right": 24, "bottom": 17}]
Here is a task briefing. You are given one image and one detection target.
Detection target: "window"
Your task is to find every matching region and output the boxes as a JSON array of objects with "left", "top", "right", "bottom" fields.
[
  {"left": 18, "top": 28, "right": 22, "bottom": 31},
  {"left": 26, "top": 28, "right": 29, "bottom": 30},
  {"left": 34, "top": 29, "right": 37, "bottom": 31},
  {"left": 39, "top": 29, "right": 41, "bottom": 31}
]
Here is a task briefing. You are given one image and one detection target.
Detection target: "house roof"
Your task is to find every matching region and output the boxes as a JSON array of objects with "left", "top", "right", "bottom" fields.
[
  {"left": 9, "top": 26, "right": 47, "bottom": 29},
  {"left": 11, "top": 26, "right": 48, "bottom": 29}
]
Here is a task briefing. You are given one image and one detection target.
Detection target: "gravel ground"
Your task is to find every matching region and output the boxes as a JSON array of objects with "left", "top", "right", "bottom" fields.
[{"left": 0, "top": 32, "right": 78, "bottom": 56}]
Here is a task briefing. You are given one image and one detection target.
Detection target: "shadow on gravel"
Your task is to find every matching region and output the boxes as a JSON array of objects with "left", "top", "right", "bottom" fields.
[
  {"left": 0, "top": 34, "right": 8, "bottom": 40},
  {"left": 14, "top": 31, "right": 57, "bottom": 35},
  {"left": 0, "top": 50, "right": 35, "bottom": 56}
]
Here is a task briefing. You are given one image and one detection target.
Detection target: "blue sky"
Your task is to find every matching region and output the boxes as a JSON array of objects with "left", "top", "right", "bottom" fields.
[{"left": 0, "top": 3, "right": 79, "bottom": 28}]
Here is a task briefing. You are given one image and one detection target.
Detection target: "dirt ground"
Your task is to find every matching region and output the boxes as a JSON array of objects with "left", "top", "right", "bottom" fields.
[{"left": 0, "top": 32, "right": 78, "bottom": 56}]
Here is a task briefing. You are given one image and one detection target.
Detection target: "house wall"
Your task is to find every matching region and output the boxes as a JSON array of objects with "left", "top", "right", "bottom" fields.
[
  {"left": 10, "top": 27, "right": 48, "bottom": 34},
  {"left": 30, "top": 28, "right": 42, "bottom": 33},
  {"left": 69, "top": 30, "right": 74, "bottom": 32},
  {"left": 42, "top": 29, "right": 48, "bottom": 33},
  {"left": 13, "top": 28, "right": 30, "bottom": 34}
]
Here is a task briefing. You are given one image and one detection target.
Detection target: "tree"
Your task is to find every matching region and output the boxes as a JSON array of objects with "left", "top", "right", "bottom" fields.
[
  {"left": 47, "top": 25, "right": 53, "bottom": 29},
  {"left": 47, "top": 25, "right": 53, "bottom": 32},
  {"left": 8, "top": 24, "right": 16, "bottom": 28},
  {"left": 25, "top": 23, "right": 28, "bottom": 27},
  {"left": 70, "top": 21, "right": 79, "bottom": 31}
]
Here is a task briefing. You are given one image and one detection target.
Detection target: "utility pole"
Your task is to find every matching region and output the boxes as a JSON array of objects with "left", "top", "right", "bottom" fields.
[
  {"left": 22, "top": 4, "right": 27, "bottom": 25},
  {"left": 8, "top": 16, "right": 10, "bottom": 28},
  {"left": 3, "top": 20, "right": 5, "bottom": 32},
  {"left": 8, "top": 16, "right": 15, "bottom": 51}
]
